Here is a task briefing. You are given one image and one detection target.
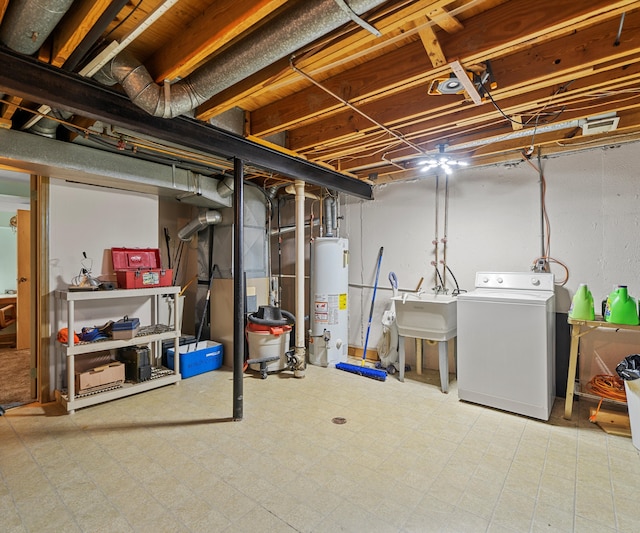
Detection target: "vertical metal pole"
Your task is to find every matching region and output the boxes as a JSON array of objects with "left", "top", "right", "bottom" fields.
[
  {"left": 433, "top": 173, "right": 440, "bottom": 291},
  {"left": 293, "top": 180, "right": 306, "bottom": 378},
  {"left": 233, "top": 158, "right": 244, "bottom": 420}
]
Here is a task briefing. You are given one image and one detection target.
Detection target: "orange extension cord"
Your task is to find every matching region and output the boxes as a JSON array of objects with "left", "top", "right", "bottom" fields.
[{"left": 586, "top": 374, "right": 627, "bottom": 422}]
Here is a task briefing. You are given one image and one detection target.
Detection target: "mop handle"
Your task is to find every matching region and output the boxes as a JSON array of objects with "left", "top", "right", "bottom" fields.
[{"left": 362, "top": 246, "right": 384, "bottom": 365}]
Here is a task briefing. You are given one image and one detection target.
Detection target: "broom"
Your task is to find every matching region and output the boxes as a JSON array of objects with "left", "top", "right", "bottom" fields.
[{"left": 336, "top": 246, "right": 387, "bottom": 381}]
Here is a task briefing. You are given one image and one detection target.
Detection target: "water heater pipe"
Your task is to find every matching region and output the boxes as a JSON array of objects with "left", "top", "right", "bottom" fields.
[
  {"left": 441, "top": 174, "right": 449, "bottom": 291},
  {"left": 324, "top": 196, "right": 334, "bottom": 237},
  {"left": 432, "top": 174, "right": 440, "bottom": 291},
  {"left": 294, "top": 179, "right": 306, "bottom": 378}
]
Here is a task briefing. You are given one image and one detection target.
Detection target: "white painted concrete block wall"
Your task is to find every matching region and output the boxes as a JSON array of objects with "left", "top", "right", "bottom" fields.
[{"left": 343, "top": 141, "right": 640, "bottom": 367}]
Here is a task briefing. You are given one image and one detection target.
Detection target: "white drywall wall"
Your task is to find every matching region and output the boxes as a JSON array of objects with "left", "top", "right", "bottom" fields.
[
  {"left": 49, "top": 179, "right": 159, "bottom": 390},
  {"left": 343, "top": 141, "right": 640, "bottom": 367}
]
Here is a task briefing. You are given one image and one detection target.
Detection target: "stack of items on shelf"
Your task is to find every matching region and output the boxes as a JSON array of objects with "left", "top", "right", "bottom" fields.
[{"left": 569, "top": 283, "right": 640, "bottom": 448}]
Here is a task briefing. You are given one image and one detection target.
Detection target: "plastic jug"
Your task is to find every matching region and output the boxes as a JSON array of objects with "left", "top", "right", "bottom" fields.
[
  {"left": 605, "top": 285, "right": 639, "bottom": 325},
  {"left": 569, "top": 283, "right": 595, "bottom": 320}
]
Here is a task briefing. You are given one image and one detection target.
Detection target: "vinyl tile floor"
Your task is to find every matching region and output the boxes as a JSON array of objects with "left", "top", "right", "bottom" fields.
[{"left": 1, "top": 362, "right": 639, "bottom": 533}]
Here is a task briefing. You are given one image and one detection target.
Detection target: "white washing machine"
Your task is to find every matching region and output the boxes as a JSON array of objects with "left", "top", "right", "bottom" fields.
[{"left": 456, "top": 272, "right": 556, "bottom": 420}]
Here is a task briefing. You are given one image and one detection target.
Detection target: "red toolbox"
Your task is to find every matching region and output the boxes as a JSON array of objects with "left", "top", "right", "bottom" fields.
[{"left": 111, "top": 247, "right": 173, "bottom": 289}]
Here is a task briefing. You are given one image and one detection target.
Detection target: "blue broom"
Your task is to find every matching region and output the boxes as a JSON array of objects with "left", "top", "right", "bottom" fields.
[{"left": 337, "top": 246, "right": 387, "bottom": 381}]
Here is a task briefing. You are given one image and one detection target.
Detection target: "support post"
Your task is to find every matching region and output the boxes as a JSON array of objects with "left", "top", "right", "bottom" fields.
[
  {"left": 294, "top": 179, "right": 306, "bottom": 378},
  {"left": 233, "top": 158, "right": 244, "bottom": 419}
]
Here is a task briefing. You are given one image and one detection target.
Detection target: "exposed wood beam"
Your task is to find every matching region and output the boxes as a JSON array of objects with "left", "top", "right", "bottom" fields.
[
  {"left": 306, "top": 72, "right": 640, "bottom": 172},
  {"left": 0, "top": 48, "right": 372, "bottom": 199},
  {"left": 0, "top": 0, "right": 8, "bottom": 23},
  {"left": 246, "top": 0, "right": 636, "bottom": 138},
  {"left": 1, "top": 95, "right": 22, "bottom": 121},
  {"left": 426, "top": 5, "right": 464, "bottom": 33},
  {"left": 50, "top": 0, "right": 112, "bottom": 67},
  {"left": 373, "top": 123, "right": 640, "bottom": 184},
  {"left": 194, "top": 0, "right": 471, "bottom": 120},
  {"left": 341, "top": 93, "right": 640, "bottom": 173},
  {"left": 417, "top": 20, "right": 447, "bottom": 68},
  {"left": 284, "top": 10, "right": 640, "bottom": 153},
  {"left": 294, "top": 58, "right": 640, "bottom": 171},
  {"left": 146, "top": 0, "right": 288, "bottom": 82}
]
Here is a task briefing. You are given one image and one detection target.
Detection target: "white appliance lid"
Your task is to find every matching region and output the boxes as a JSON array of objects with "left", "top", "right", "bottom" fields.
[{"left": 457, "top": 289, "right": 554, "bottom": 304}]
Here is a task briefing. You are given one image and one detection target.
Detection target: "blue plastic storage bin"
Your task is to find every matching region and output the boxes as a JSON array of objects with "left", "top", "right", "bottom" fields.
[{"left": 166, "top": 340, "right": 223, "bottom": 378}]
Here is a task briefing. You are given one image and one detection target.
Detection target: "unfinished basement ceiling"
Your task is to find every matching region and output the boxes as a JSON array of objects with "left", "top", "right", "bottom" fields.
[{"left": 1, "top": 0, "right": 639, "bottom": 187}]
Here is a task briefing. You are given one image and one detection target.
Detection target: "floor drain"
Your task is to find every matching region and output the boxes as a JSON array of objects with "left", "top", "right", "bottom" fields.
[{"left": 332, "top": 417, "right": 347, "bottom": 425}]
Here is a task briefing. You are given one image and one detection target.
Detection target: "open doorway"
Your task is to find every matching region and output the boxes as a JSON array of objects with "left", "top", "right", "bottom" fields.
[{"left": 0, "top": 171, "right": 33, "bottom": 411}]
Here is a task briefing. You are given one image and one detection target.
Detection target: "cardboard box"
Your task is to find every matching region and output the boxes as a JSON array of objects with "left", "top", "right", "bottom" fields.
[
  {"left": 75, "top": 361, "right": 125, "bottom": 391},
  {"left": 111, "top": 247, "right": 173, "bottom": 289},
  {"left": 166, "top": 340, "right": 223, "bottom": 379}
]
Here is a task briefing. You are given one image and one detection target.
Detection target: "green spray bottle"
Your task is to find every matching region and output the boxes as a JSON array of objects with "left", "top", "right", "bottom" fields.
[{"left": 569, "top": 283, "right": 595, "bottom": 320}]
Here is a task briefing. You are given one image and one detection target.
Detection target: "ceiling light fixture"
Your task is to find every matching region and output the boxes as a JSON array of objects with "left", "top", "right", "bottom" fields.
[
  {"left": 417, "top": 145, "right": 468, "bottom": 175},
  {"left": 427, "top": 60, "right": 496, "bottom": 105}
]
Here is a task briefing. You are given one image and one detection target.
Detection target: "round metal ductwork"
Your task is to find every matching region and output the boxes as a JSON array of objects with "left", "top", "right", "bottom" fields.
[
  {"left": 178, "top": 210, "right": 222, "bottom": 241},
  {"left": 0, "top": 0, "right": 75, "bottom": 55}
]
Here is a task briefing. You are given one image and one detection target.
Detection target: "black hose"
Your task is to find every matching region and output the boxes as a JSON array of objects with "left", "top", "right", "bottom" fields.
[{"left": 445, "top": 265, "right": 466, "bottom": 295}]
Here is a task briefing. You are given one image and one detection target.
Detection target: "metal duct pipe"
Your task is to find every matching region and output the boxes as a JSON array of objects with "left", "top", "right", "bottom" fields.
[
  {"left": 324, "top": 196, "right": 335, "bottom": 237},
  {"left": 217, "top": 176, "right": 235, "bottom": 198},
  {"left": 97, "top": 0, "right": 387, "bottom": 118},
  {"left": 177, "top": 210, "right": 222, "bottom": 241},
  {"left": 25, "top": 109, "right": 72, "bottom": 138},
  {"left": 0, "top": 0, "right": 75, "bottom": 55},
  {"left": 0, "top": 0, "right": 74, "bottom": 136}
]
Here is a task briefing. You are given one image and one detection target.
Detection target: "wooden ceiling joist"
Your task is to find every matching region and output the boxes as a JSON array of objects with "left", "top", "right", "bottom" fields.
[
  {"left": 246, "top": 0, "right": 635, "bottom": 140},
  {"left": 418, "top": 19, "right": 448, "bottom": 68},
  {"left": 194, "top": 0, "right": 479, "bottom": 121},
  {"left": 50, "top": 0, "right": 113, "bottom": 67},
  {"left": 426, "top": 5, "right": 464, "bottom": 33},
  {"left": 146, "top": 0, "right": 289, "bottom": 82},
  {"left": 284, "top": 10, "right": 640, "bottom": 156}
]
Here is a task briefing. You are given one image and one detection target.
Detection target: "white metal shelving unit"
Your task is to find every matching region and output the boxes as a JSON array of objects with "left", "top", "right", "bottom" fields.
[{"left": 55, "top": 286, "right": 181, "bottom": 413}]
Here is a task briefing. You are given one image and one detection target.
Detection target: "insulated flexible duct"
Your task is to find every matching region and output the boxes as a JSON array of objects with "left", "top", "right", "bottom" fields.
[
  {"left": 0, "top": 0, "right": 75, "bottom": 55},
  {"left": 96, "top": 0, "right": 387, "bottom": 118}
]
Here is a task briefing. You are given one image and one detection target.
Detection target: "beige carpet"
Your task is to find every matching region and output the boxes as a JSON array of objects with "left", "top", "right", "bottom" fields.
[{"left": 0, "top": 348, "right": 33, "bottom": 410}]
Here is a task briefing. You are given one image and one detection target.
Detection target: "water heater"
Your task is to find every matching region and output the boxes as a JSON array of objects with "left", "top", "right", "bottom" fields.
[{"left": 309, "top": 237, "right": 349, "bottom": 366}]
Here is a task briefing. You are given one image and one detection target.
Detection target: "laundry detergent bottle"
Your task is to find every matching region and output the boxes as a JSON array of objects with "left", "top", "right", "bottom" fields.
[
  {"left": 605, "top": 285, "right": 639, "bottom": 325},
  {"left": 569, "top": 283, "right": 595, "bottom": 320}
]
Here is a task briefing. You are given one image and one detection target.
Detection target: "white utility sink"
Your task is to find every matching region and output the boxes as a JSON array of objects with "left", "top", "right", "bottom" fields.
[
  {"left": 391, "top": 293, "right": 458, "bottom": 392},
  {"left": 391, "top": 293, "right": 457, "bottom": 341}
]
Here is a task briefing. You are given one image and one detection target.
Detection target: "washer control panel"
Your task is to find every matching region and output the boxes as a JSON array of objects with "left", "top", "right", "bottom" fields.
[{"left": 475, "top": 272, "right": 555, "bottom": 291}]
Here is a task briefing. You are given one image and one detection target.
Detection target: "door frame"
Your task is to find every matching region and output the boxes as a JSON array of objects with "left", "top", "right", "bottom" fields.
[{"left": 33, "top": 175, "right": 50, "bottom": 403}]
